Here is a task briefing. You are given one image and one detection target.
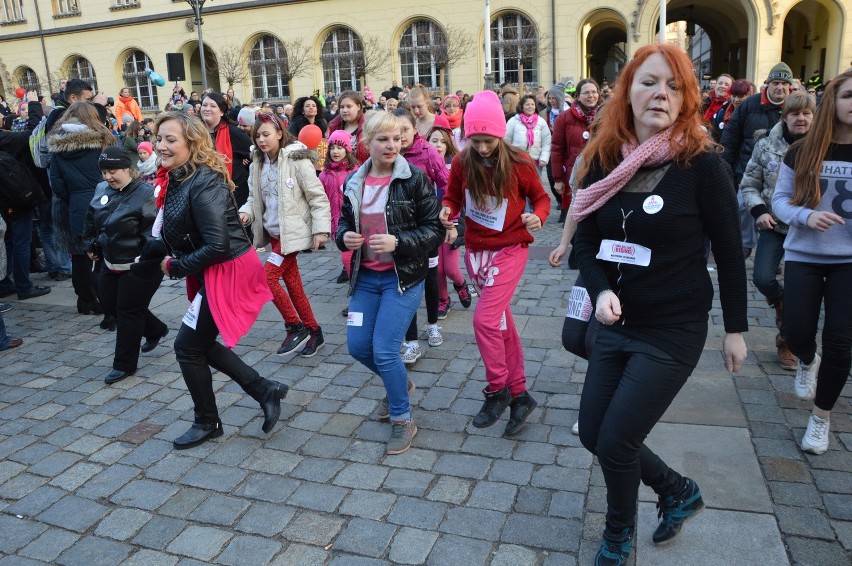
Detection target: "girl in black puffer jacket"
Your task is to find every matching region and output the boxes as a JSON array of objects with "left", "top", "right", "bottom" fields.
[{"left": 336, "top": 112, "right": 444, "bottom": 456}]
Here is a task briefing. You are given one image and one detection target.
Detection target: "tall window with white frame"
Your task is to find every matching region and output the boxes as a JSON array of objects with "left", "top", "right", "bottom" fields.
[
  {"left": 321, "top": 28, "right": 362, "bottom": 95},
  {"left": 1, "top": 0, "right": 25, "bottom": 23},
  {"left": 67, "top": 56, "right": 98, "bottom": 92},
  {"left": 490, "top": 12, "right": 538, "bottom": 87},
  {"left": 17, "top": 67, "right": 40, "bottom": 92},
  {"left": 53, "top": 0, "right": 79, "bottom": 16},
  {"left": 249, "top": 35, "right": 290, "bottom": 101},
  {"left": 122, "top": 50, "right": 159, "bottom": 110},
  {"left": 399, "top": 20, "right": 447, "bottom": 92}
]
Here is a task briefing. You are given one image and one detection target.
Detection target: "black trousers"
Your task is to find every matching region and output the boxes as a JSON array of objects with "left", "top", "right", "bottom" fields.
[
  {"left": 406, "top": 263, "right": 439, "bottom": 342},
  {"left": 784, "top": 261, "right": 852, "bottom": 411},
  {"left": 98, "top": 268, "right": 166, "bottom": 373},
  {"left": 71, "top": 253, "right": 98, "bottom": 304},
  {"left": 173, "top": 289, "right": 267, "bottom": 424},
  {"left": 579, "top": 326, "right": 693, "bottom": 532}
]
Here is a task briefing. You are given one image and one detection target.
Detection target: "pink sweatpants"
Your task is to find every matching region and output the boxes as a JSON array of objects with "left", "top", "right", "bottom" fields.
[
  {"left": 465, "top": 244, "right": 528, "bottom": 396},
  {"left": 437, "top": 243, "right": 465, "bottom": 301}
]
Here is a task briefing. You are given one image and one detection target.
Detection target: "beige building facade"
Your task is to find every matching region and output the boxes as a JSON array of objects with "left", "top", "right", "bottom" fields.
[{"left": 0, "top": 0, "right": 848, "bottom": 111}]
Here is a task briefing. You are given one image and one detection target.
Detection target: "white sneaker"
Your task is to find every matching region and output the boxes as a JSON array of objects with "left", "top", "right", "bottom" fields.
[
  {"left": 401, "top": 343, "right": 422, "bottom": 364},
  {"left": 571, "top": 421, "right": 579, "bottom": 435},
  {"left": 801, "top": 414, "right": 830, "bottom": 454},
  {"left": 795, "top": 354, "right": 820, "bottom": 400},
  {"left": 426, "top": 325, "right": 443, "bottom": 347}
]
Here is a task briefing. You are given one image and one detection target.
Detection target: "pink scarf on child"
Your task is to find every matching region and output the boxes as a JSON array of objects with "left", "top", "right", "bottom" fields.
[
  {"left": 572, "top": 126, "right": 678, "bottom": 222},
  {"left": 518, "top": 113, "right": 538, "bottom": 149}
]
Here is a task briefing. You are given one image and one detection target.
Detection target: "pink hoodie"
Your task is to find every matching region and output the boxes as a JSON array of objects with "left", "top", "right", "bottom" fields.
[{"left": 403, "top": 134, "right": 449, "bottom": 200}]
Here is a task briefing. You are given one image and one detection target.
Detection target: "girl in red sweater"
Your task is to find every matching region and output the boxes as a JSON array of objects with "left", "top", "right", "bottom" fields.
[{"left": 440, "top": 90, "right": 551, "bottom": 436}]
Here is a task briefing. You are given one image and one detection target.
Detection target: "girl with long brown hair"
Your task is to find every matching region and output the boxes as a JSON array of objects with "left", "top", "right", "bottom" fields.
[
  {"left": 771, "top": 68, "right": 852, "bottom": 455},
  {"left": 571, "top": 44, "right": 747, "bottom": 565}
]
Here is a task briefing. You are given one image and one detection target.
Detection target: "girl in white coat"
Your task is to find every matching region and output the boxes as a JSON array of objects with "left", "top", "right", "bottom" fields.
[{"left": 505, "top": 95, "right": 552, "bottom": 174}]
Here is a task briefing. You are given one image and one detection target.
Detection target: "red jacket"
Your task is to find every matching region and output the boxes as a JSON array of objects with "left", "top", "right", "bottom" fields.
[
  {"left": 443, "top": 152, "right": 550, "bottom": 251},
  {"left": 550, "top": 109, "right": 590, "bottom": 184}
]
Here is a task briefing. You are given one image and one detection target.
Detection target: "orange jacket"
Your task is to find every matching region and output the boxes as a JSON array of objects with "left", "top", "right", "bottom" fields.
[{"left": 114, "top": 95, "right": 143, "bottom": 123}]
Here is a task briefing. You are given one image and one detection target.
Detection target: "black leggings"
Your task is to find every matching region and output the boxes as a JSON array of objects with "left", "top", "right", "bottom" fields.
[
  {"left": 579, "top": 326, "right": 695, "bottom": 532},
  {"left": 174, "top": 290, "right": 267, "bottom": 424},
  {"left": 406, "top": 261, "right": 439, "bottom": 342},
  {"left": 784, "top": 261, "right": 852, "bottom": 411},
  {"left": 71, "top": 253, "right": 99, "bottom": 304}
]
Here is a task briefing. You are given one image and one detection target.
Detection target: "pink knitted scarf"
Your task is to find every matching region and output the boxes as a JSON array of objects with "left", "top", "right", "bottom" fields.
[
  {"left": 518, "top": 113, "right": 538, "bottom": 149},
  {"left": 573, "top": 126, "right": 677, "bottom": 222}
]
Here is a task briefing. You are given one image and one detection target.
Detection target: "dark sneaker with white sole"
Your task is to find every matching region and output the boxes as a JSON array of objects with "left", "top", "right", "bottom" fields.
[
  {"left": 277, "top": 323, "right": 310, "bottom": 355},
  {"left": 300, "top": 327, "right": 324, "bottom": 358}
]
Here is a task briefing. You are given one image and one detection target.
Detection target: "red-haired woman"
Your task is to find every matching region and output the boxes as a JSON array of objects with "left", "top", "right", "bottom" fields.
[
  {"left": 571, "top": 44, "right": 748, "bottom": 565},
  {"left": 710, "top": 79, "right": 754, "bottom": 141},
  {"left": 327, "top": 90, "right": 369, "bottom": 163}
]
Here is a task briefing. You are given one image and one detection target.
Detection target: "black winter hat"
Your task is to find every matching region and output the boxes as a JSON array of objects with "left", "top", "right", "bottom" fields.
[{"left": 98, "top": 145, "right": 132, "bottom": 170}]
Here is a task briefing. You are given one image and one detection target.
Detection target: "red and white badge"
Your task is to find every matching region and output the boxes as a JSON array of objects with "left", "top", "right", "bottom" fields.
[{"left": 642, "top": 195, "right": 664, "bottom": 215}]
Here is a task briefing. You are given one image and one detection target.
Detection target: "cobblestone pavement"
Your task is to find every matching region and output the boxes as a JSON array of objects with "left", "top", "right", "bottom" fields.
[{"left": 0, "top": 209, "right": 849, "bottom": 565}]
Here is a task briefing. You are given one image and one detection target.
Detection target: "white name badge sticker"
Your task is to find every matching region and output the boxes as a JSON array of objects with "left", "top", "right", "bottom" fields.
[
  {"left": 100, "top": 195, "right": 108, "bottom": 205},
  {"left": 428, "top": 256, "right": 439, "bottom": 268},
  {"left": 154, "top": 185, "right": 162, "bottom": 198},
  {"left": 566, "top": 285, "right": 593, "bottom": 321},
  {"left": 182, "top": 293, "right": 203, "bottom": 330},
  {"left": 642, "top": 195, "right": 664, "bottom": 215},
  {"left": 465, "top": 190, "right": 508, "bottom": 232},
  {"left": 347, "top": 311, "right": 364, "bottom": 326},
  {"left": 596, "top": 239, "right": 652, "bottom": 267},
  {"left": 500, "top": 312, "right": 507, "bottom": 331},
  {"left": 267, "top": 252, "right": 285, "bottom": 266}
]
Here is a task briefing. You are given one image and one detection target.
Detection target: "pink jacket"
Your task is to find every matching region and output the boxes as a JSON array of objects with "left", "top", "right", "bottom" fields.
[
  {"left": 319, "top": 161, "right": 356, "bottom": 236},
  {"left": 403, "top": 134, "right": 449, "bottom": 199}
]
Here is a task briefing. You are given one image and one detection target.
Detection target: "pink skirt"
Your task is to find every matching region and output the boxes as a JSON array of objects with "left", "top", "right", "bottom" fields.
[{"left": 186, "top": 251, "right": 272, "bottom": 348}]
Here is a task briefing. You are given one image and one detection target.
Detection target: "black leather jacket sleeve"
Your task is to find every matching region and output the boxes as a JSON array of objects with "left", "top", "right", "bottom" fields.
[
  {"left": 393, "top": 169, "right": 443, "bottom": 258},
  {"left": 168, "top": 175, "right": 232, "bottom": 278}
]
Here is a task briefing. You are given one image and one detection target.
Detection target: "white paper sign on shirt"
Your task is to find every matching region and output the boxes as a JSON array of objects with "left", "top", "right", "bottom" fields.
[
  {"left": 566, "top": 286, "right": 593, "bottom": 321},
  {"left": 465, "top": 190, "right": 508, "bottom": 232},
  {"left": 596, "top": 239, "right": 652, "bottom": 267},
  {"left": 182, "top": 293, "right": 203, "bottom": 330},
  {"left": 267, "top": 252, "right": 285, "bottom": 266}
]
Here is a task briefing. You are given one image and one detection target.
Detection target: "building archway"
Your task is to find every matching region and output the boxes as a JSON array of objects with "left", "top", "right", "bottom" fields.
[
  {"left": 177, "top": 41, "right": 220, "bottom": 93},
  {"left": 782, "top": 0, "right": 844, "bottom": 82},
  {"left": 579, "top": 9, "right": 628, "bottom": 84}
]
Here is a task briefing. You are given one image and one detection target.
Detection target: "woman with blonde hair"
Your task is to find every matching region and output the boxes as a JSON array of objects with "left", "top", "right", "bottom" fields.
[
  {"left": 571, "top": 44, "right": 747, "bottom": 564},
  {"left": 771, "top": 69, "right": 852, "bottom": 455},
  {"left": 407, "top": 86, "right": 436, "bottom": 138},
  {"left": 152, "top": 111, "right": 285, "bottom": 449}
]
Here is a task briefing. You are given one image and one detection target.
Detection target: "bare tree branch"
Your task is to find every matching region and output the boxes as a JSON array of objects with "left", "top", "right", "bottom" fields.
[
  {"left": 280, "top": 38, "right": 313, "bottom": 82},
  {"left": 432, "top": 25, "right": 473, "bottom": 73},
  {"left": 213, "top": 44, "right": 249, "bottom": 89},
  {"left": 353, "top": 35, "right": 391, "bottom": 82}
]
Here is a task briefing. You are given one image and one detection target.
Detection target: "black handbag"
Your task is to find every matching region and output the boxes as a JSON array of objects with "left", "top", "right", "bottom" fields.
[{"left": 561, "top": 273, "right": 601, "bottom": 359}]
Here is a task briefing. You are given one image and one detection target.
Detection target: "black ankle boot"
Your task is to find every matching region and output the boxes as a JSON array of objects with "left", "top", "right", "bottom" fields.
[
  {"left": 472, "top": 386, "right": 511, "bottom": 428},
  {"left": 173, "top": 421, "right": 223, "bottom": 449},
  {"left": 653, "top": 477, "right": 705, "bottom": 545},
  {"left": 504, "top": 391, "right": 538, "bottom": 436},
  {"left": 260, "top": 381, "right": 289, "bottom": 433}
]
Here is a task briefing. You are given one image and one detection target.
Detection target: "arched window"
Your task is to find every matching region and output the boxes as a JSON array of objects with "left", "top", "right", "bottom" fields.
[
  {"left": 67, "top": 56, "right": 97, "bottom": 92},
  {"left": 399, "top": 20, "right": 447, "bottom": 91},
  {"left": 491, "top": 12, "right": 538, "bottom": 86},
  {"left": 249, "top": 35, "right": 289, "bottom": 101},
  {"left": 122, "top": 50, "right": 158, "bottom": 110},
  {"left": 16, "top": 67, "right": 40, "bottom": 92},
  {"left": 321, "top": 27, "right": 362, "bottom": 94}
]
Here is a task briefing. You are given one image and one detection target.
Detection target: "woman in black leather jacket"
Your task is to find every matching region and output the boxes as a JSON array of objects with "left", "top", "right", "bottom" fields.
[
  {"left": 336, "top": 112, "right": 444, "bottom": 455},
  {"left": 153, "top": 111, "right": 286, "bottom": 450},
  {"left": 84, "top": 146, "right": 168, "bottom": 385}
]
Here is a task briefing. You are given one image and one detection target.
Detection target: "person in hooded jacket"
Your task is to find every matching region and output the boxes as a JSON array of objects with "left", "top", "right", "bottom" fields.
[
  {"left": 114, "top": 87, "right": 144, "bottom": 124},
  {"left": 47, "top": 102, "right": 117, "bottom": 321}
]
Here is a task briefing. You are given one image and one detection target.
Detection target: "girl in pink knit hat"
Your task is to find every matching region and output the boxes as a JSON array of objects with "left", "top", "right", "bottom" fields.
[
  {"left": 440, "top": 90, "right": 551, "bottom": 436},
  {"left": 321, "top": 129, "right": 359, "bottom": 285}
]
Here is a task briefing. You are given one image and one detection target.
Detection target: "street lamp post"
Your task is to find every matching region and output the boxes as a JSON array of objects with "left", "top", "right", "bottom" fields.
[
  {"left": 483, "top": 0, "right": 495, "bottom": 90},
  {"left": 185, "top": 0, "right": 209, "bottom": 92}
]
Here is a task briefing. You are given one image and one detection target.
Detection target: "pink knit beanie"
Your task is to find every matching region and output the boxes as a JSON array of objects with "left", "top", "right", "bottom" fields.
[
  {"left": 464, "top": 90, "right": 506, "bottom": 138},
  {"left": 327, "top": 129, "right": 352, "bottom": 153},
  {"left": 137, "top": 141, "right": 153, "bottom": 155}
]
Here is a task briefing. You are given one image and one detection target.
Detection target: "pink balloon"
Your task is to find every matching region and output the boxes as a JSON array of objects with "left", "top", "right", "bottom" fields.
[{"left": 298, "top": 125, "right": 322, "bottom": 150}]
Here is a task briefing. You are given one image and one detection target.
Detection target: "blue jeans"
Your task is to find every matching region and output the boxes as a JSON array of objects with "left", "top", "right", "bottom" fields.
[
  {"left": 347, "top": 268, "right": 423, "bottom": 421},
  {"left": 1, "top": 211, "right": 34, "bottom": 296},
  {"left": 753, "top": 229, "right": 786, "bottom": 305},
  {"left": 37, "top": 201, "right": 71, "bottom": 275},
  {"left": 0, "top": 312, "right": 9, "bottom": 350}
]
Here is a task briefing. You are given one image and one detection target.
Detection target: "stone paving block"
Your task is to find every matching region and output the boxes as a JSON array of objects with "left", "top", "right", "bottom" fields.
[
  {"left": 514, "top": 486, "right": 551, "bottom": 515},
  {"left": 300, "top": 434, "right": 353, "bottom": 458},
  {"left": 64, "top": 434, "right": 110, "bottom": 456},
  {"left": 288, "top": 481, "right": 348, "bottom": 513},
  {"left": 635, "top": 504, "right": 788, "bottom": 566},
  {"left": 488, "top": 459, "right": 535, "bottom": 485},
  {"left": 832, "top": 520, "right": 852, "bottom": 551},
  {"left": 0, "top": 473, "right": 48, "bottom": 501},
  {"left": 0, "top": 515, "right": 48, "bottom": 553},
  {"left": 145, "top": 454, "right": 199, "bottom": 482},
  {"left": 94, "top": 508, "right": 153, "bottom": 541},
  {"left": 383, "top": 447, "right": 438, "bottom": 472},
  {"left": 47, "top": 461, "right": 103, "bottom": 491},
  {"left": 290, "top": 457, "right": 346, "bottom": 483},
  {"left": 122, "top": 549, "right": 179, "bottom": 566},
  {"left": 760, "top": 457, "right": 812, "bottom": 483},
  {"left": 440, "top": 506, "right": 506, "bottom": 540},
  {"left": 180, "top": 462, "right": 247, "bottom": 493},
  {"left": 189, "top": 493, "right": 250, "bottom": 526},
  {"left": 459, "top": 435, "right": 515, "bottom": 459},
  {"left": 38, "top": 495, "right": 110, "bottom": 533},
  {"left": 110, "top": 478, "right": 178, "bottom": 510},
  {"left": 88, "top": 441, "right": 133, "bottom": 465},
  {"left": 9, "top": 442, "right": 57, "bottom": 466},
  {"left": 426, "top": 533, "right": 492, "bottom": 566},
  {"left": 388, "top": 526, "right": 440, "bottom": 565},
  {"left": 383, "top": 469, "right": 435, "bottom": 497},
  {"left": 54, "top": 535, "right": 132, "bottom": 566},
  {"left": 768, "top": 481, "right": 821, "bottom": 507},
  {"left": 339, "top": 489, "right": 397, "bottom": 520},
  {"left": 556, "top": 446, "right": 594, "bottom": 469},
  {"left": 491, "top": 543, "right": 542, "bottom": 566},
  {"left": 333, "top": 462, "right": 389, "bottom": 490},
  {"left": 0, "top": 459, "right": 26, "bottom": 484},
  {"left": 514, "top": 441, "right": 557, "bottom": 464},
  {"left": 531, "top": 465, "right": 590, "bottom": 493},
  {"left": 270, "top": 542, "right": 329, "bottom": 566},
  {"left": 240, "top": 448, "right": 303, "bottom": 475},
  {"left": 549, "top": 490, "right": 585, "bottom": 519},
  {"left": 167, "top": 525, "right": 233, "bottom": 561},
  {"left": 281, "top": 510, "right": 346, "bottom": 546},
  {"left": 466, "top": 481, "right": 518, "bottom": 512},
  {"left": 812, "top": 469, "right": 852, "bottom": 494},
  {"left": 5, "top": 486, "right": 67, "bottom": 518},
  {"left": 502, "top": 513, "right": 580, "bottom": 552},
  {"left": 158, "top": 487, "right": 209, "bottom": 519},
  {"left": 215, "top": 535, "right": 282, "bottom": 566},
  {"left": 433, "top": 453, "right": 491, "bottom": 479},
  {"left": 386, "top": 496, "right": 448, "bottom": 530},
  {"left": 132, "top": 516, "right": 186, "bottom": 549},
  {"left": 775, "top": 505, "right": 834, "bottom": 539},
  {"left": 823, "top": 494, "right": 852, "bottom": 521},
  {"left": 18, "top": 528, "right": 80, "bottom": 562},
  {"left": 333, "top": 517, "right": 397, "bottom": 558},
  {"left": 236, "top": 502, "right": 296, "bottom": 536},
  {"left": 327, "top": 556, "right": 389, "bottom": 566},
  {"left": 118, "top": 439, "right": 173, "bottom": 468},
  {"left": 232, "top": 472, "right": 301, "bottom": 503}
]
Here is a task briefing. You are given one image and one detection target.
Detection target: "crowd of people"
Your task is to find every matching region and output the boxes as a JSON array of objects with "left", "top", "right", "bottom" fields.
[{"left": 0, "top": 49, "right": 849, "bottom": 566}]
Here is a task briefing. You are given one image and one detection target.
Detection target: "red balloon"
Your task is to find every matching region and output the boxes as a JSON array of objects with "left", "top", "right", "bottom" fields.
[
  {"left": 298, "top": 125, "right": 322, "bottom": 150},
  {"left": 14, "top": 87, "right": 27, "bottom": 99}
]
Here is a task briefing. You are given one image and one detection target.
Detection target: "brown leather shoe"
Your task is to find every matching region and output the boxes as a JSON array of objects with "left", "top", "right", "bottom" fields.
[
  {"left": 776, "top": 335, "right": 797, "bottom": 371},
  {"left": 0, "top": 337, "right": 23, "bottom": 352}
]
